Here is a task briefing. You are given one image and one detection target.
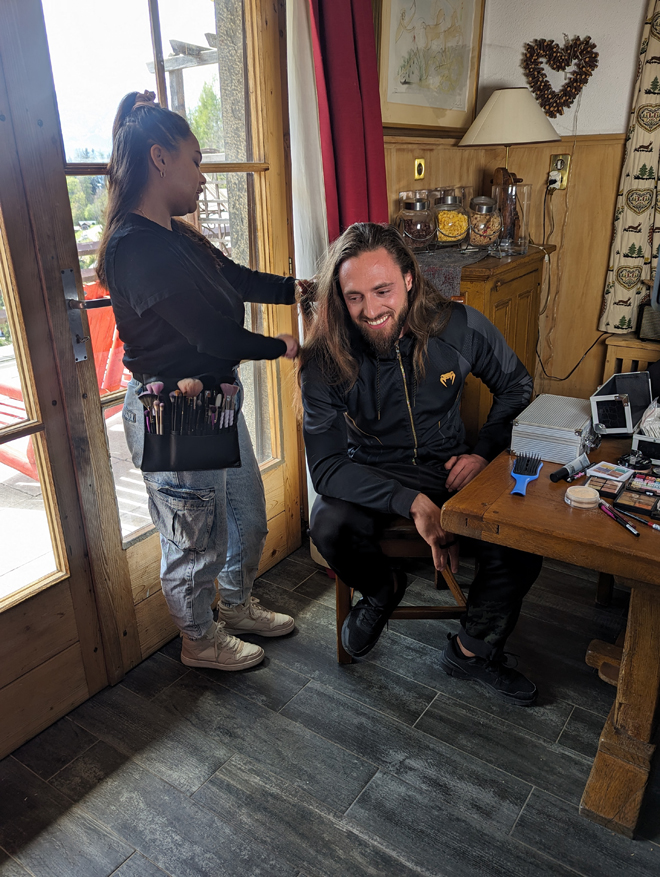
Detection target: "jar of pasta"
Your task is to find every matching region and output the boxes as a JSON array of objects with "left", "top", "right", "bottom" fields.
[
  {"left": 395, "top": 199, "right": 436, "bottom": 250},
  {"left": 433, "top": 196, "right": 469, "bottom": 246},
  {"left": 467, "top": 196, "right": 502, "bottom": 248}
]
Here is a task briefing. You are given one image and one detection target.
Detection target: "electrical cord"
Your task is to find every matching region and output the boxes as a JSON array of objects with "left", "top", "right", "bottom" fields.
[{"left": 535, "top": 331, "right": 612, "bottom": 382}]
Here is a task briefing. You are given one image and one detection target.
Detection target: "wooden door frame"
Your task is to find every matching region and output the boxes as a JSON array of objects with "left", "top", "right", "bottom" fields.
[
  {"left": 0, "top": 0, "right": 301, "bottom": 680},
  {"left": 0, "top": 0, "right": 141, "bottom": 684}
]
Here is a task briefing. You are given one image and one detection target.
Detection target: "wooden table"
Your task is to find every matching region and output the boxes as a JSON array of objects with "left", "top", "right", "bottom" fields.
[{"left": 440, "top": 438, "right": 660, "bottom": 837}]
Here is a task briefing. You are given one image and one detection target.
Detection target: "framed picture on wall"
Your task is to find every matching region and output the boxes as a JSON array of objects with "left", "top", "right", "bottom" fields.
[{"left": 376, "top": 0, "right": 485, "bottom": 132}]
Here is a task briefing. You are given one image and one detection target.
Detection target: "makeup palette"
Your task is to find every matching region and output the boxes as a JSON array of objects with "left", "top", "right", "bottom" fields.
[
  {"left": 585, "top": 476, "right": 626, "bottom": 500},
  {"left": 614, "top": 489, "right": 660, "bottom": 518},
  {"left": 629, "top": 473, "right": 660, "bottom": 496}
]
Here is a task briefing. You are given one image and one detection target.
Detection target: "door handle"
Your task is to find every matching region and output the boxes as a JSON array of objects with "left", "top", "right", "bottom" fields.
[{"left": 67, "top": 298, "right": 113, "bottom": 309}]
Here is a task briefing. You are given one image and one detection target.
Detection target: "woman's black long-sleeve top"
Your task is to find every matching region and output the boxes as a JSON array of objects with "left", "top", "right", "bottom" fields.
[{"left": 104, "top": 214, "right": 295, "bottom": 385}]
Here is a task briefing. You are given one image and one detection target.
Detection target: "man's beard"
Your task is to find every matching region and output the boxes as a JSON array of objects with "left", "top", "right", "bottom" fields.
[{"left": 356, "top": 305, "right": 409, "bottom": 356}]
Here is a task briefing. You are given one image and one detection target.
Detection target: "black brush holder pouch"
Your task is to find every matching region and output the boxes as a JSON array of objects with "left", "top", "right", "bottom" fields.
[
  {"left": 141, "top": 430, "right": 240, "bottom": 472},
  {"left": 139, "top": 388, "right": 241, "bottom": 472}
]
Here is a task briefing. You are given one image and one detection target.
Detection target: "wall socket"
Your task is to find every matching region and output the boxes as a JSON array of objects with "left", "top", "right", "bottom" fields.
[
  {"left": 549, "top": 154, "right": 571, "bottom": 190},
  {"left": 414, "top": 158, "right": 425, "bottom": 180}
]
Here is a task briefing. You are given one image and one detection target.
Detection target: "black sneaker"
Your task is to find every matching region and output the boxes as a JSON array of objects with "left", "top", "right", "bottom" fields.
[
  {"left": 341, "top": 571, "right": 406, "bottom": 658},
  {"left": 440, "top": 634, "right": 537, "bottom": 706}
]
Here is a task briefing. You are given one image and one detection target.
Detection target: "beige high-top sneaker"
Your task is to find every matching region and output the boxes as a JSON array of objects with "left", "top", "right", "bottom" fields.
[
  {"left": 180, "top": 620, "right": 264, "bottom": 671},
  {"left": 218, "top": 596, "right": 295, "bottom": 637}
]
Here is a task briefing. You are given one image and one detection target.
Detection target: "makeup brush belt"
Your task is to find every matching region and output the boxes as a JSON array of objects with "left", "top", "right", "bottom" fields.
[{"left": 139, "top": 385, "right": 241, "bottom": 472}]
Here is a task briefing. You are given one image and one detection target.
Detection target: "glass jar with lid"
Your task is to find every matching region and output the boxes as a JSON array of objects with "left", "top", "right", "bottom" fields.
[
  {"left": 433, "top": 195, "right": 469, "bottom": 246},
  {"left": 467, "top": 196, "right": 502, "bottom": 248},
  {"left": 395, "top": 198, "right": 436, "bottom": 250},
  {"left": 398, "top": 189, "right": 429, "bottom": 212}
]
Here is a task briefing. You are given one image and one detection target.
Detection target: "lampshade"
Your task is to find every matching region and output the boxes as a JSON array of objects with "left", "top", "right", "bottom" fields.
[{"left": 459, "top": 87, "right": 560, "bottom": 147}]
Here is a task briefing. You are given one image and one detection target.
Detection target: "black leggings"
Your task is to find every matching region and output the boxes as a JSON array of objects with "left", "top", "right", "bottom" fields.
[{"left": 311, "top": 477, "right": 542, "bottom": 658}]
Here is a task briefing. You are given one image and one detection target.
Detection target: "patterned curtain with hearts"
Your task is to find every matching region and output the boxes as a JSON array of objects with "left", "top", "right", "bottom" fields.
[{"left": 599, "top": 0, "right": 660, "bottom": 333}]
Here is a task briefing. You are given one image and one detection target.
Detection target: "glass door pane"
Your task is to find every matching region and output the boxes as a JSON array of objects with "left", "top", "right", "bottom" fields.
[
  {"left": 157, "top": 0, "right": 250, "bottom": 161},
  {"left": 0, "top": 434, "right": 59, "bottom": 600},
  {"left": 41, "top": 0, "right": 157, "bottom": 162},
  {"left": 0, "top": 219, "right": 62, "bottom": 601}
]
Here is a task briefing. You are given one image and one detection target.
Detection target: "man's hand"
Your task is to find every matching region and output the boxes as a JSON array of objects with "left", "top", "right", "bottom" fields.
[
  {"left": 277, "top": 333, "right": 299, "bottom": 359},
  {"left": 409, "top": 493, "right": 459, "bottom": 573},
  {"left": 444, "top": 453, "right": 488, "bottom": 492}
]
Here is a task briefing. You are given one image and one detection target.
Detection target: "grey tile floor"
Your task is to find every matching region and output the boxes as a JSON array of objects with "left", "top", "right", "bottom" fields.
[{"left": 1, "top": 545, "right": 659, "bottom": 876}]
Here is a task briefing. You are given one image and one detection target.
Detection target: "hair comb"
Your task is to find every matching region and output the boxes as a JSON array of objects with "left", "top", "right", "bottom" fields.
[{"left": 510, "top": 454, "right": 543, "bottom": 496}]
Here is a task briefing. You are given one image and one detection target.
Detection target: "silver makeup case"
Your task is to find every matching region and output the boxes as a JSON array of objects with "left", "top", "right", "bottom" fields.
[{"left": 510, "top": 394, "right": 597, "bottom": 464}]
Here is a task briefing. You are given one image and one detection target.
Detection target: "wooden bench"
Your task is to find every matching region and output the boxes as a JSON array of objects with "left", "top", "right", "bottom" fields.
[{"left": 602, "top": 333, "right": 660, "bottom": 382}]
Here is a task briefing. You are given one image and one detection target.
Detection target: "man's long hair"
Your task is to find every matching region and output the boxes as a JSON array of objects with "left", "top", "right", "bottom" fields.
[{"left": 298, "top": 223, "right": 453, "bottom": 389}]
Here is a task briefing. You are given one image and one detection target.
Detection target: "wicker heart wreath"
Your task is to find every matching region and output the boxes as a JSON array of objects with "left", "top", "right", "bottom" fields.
[{"left": 522, "top": 36, "right": 599, "bottom": 118}]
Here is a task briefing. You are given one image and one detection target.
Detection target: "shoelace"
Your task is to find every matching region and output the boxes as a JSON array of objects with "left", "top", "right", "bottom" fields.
[
  {"left": 213, "top": 620, "right": 242, "bottom": 656},
  {"left": 245, "top": 597, "right": 273, "bottom": 622}
]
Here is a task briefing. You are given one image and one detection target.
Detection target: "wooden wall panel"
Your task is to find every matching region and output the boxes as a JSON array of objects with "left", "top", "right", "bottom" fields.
[
  {"left": 128, "top": 535, "right": 162, "bottom": 606},
  {"left": 0, "top": 643, "right": 88, "bottom": 758},
  {"left": 0, "top": 581, "right": 77, "bottom": 690},
  {"left": 260, "top": 508, "right": 289, "bottom": 571},
  {"left": 384, "top": 134, "right": 625, "bottom": 400},
  {"left": 262, "top": 464, "right": 286, "bottom": 520},
  {"left": 135, "top": 590, "right": 178, "bottom": 659}
]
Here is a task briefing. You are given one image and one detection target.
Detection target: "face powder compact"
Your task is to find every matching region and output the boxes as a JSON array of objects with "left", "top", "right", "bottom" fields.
[{"left": 564, "top": 485, "right": 600, "bottom": 509}]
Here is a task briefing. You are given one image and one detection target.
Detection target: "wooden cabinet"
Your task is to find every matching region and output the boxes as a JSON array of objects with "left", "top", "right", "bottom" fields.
[{"left": 456, "top": 246, "right": 554, "bottom": 444}]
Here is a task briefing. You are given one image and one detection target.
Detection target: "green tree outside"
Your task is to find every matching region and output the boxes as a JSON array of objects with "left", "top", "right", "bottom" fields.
[{"left": 188, "top": 79, "right": 224, "bottom": 154}]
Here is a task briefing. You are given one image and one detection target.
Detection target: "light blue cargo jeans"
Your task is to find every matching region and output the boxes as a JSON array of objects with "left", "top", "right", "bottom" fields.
[{"left": 122, "top": 378, "right": 268, "bottom": 639}]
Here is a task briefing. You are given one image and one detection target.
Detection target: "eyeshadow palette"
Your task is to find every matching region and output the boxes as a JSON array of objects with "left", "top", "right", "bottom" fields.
[
  {"left": 585, "top": 476, "right": 626, "bottom": 500},
  {"left": 629, "top": 473, "right": 660, "bottom": 496},
  {"left": 614, "top": 489, "right": 660, "bottom": 517},
  {"left": 586, "top": 461, "right": 634, "bottom": 482}
]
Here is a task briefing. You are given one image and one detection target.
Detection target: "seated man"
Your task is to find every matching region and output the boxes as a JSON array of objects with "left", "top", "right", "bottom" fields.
[{"left": 299, "top": 223, "right": 542, "bottom": 706}]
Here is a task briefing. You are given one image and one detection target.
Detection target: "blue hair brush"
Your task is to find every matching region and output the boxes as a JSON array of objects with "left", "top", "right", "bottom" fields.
[{"left": 510, "top": 454, "right": 543, "bottom": 496}]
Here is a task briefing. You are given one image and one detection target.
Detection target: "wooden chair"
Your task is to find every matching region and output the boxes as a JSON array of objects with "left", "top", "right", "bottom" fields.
[
  {"left": 335, "top": 515, "right": 467, "bottom": 663},
  {"left": 602, "top": 333, "right": 660, "bottom": 382}
]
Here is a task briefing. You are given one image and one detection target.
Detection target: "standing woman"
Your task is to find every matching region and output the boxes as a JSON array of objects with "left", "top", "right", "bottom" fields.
[{"left": 97, "top": 91, "right": 297, "bottom": 671}]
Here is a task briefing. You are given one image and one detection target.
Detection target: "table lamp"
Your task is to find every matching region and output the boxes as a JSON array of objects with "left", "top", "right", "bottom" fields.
[
  {"left": 459, "top": 88, "right": 560, "bottom": 253},
  {"left": 459, "top": 86, "right": 560, "bottom": 175}
]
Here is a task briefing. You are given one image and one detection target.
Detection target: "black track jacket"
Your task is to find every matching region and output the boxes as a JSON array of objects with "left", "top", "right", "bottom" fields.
[{"left": 301, "top": 304, "right": 533, "bottom": 518}]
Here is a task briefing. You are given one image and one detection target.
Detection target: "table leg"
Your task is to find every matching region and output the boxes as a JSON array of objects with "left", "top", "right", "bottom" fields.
[{"left": 580, "top": 583, "right": 660, "bottom": 836}]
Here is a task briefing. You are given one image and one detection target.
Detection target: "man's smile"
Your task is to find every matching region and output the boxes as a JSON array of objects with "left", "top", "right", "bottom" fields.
[{"left": 362, "top": 313, "right": 392, "bottom": 328}]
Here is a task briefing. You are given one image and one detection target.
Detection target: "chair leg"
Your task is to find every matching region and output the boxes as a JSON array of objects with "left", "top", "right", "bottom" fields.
[
  {"left": 439, "top": 567, "right": 467, "bottom": 609},
  {"left": 335, "top": 575, "right": 353, "bottom": 664},
  {"left": 434, "top": 568, "right": 448, "bottom": 590}
]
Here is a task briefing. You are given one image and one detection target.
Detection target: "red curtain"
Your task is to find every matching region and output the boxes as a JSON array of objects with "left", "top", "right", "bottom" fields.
[{"left": 308, "top": 0, "right": 389, "bottom": 241}]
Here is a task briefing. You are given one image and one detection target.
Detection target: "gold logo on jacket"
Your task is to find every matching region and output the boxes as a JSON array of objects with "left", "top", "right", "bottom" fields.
[{"left": 440, "top": 371, "right": 456, "bottom": 387}]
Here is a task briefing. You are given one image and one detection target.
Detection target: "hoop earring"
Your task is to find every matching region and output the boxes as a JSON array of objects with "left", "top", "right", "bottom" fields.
[{"left": 160, "top": 170, "right": 165, "bottom": 179}]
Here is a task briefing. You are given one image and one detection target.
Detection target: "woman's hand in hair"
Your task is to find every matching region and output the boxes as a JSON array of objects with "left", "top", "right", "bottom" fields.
[
  {"left": 277, "top": 333, "right": 299, "bottom": 359},
  {"left": 177, "top": 377, "right": 204, "bottom": 396}
]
